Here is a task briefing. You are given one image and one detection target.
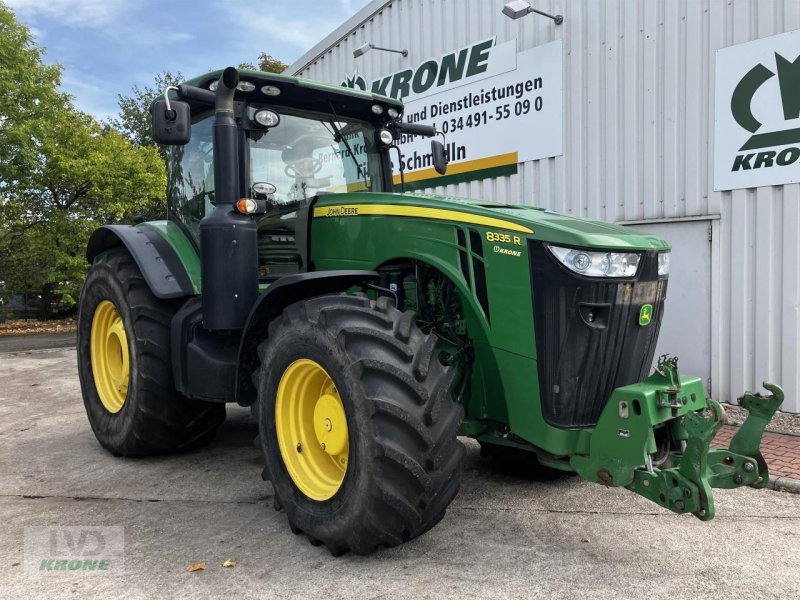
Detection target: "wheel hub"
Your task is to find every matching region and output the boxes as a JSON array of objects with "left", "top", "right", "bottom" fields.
[
  {"left": 90, "top": 300, "right": 129, "bottom": 414},
  {"left": 275, "top": 359, "right": 349, "bottom": 501}
]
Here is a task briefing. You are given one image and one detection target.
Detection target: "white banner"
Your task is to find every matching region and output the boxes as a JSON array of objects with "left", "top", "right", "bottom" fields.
[
  {"left": 343, "top": 38, "right": 563, "bottom": 188},
  {"left": 714, "top": 29, "right": 800, "bottom": 191}
]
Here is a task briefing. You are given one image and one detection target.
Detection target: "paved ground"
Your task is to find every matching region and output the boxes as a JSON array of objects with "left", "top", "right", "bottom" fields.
[
  {"left": 1, "top": 347, "right": 799, "bottom": 599},
  {"left": 715, "top": 426, "right": 800, "bottom": 479},
  {"left": 0, "top": 332, "right": 75, "bottom": 353}
]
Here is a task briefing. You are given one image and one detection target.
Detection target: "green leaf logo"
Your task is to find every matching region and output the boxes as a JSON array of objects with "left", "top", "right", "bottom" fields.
[{"left": 639, "top": 304, "right": 653, "bottom": 327}]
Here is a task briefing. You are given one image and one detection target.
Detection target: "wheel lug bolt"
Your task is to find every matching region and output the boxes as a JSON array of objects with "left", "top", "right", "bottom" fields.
[
  {"left": 296, "top": 442, "right": 302, "bottom": 453},
  {"left": 321, "top": 442, "right": 326, "bottom": 450}
]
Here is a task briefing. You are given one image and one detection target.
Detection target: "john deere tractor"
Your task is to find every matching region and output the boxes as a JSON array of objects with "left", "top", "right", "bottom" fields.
[{"left": 77, "top": 67, "right": 783, "bottom": 555}]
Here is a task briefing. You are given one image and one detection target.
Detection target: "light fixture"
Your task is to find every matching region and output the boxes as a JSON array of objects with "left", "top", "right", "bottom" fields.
[
  {"left": 209, "top": 80, "right": 257, "bottom": 92},
  {"left": 354, "top": 42, "right": 409, "bottom": 59},
  {"left": 261, "top": 85, "right": 281, "bottom": 97},
  {"left": 546, "top": 245, "right": 641, "bottom": 278},
  {"left": 502, "top": 0, "right": 563, "bottom": 25},
  {"left": 378, "top": 129, "right": 394, "bottom": 145},
  {"left": 254, "top": 109, "right": 280, "bottom": 128}
]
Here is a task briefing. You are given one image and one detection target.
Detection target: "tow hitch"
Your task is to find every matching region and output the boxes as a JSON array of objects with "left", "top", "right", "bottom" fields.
[{"left": 571, "top": 356, "right": 783, "bottom": 520}]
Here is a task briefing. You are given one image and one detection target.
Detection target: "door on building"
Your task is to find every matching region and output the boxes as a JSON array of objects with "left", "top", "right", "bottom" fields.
[{"left": 624, "top": 220, "right": 713, "bottom": 395}]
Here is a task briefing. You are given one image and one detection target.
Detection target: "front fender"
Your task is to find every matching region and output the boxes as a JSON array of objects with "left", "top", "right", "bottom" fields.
[
  {"left": 235, "top": 270, "right": 378, "bottom": 405},
  {"left": 86, "top": 223, "right": 198, "bottom": 299}
]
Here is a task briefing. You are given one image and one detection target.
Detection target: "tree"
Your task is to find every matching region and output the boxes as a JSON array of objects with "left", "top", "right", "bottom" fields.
[
  {"left": 239, "top": 53, "right": 288, "bottom": 73},
  {"left": 1, "top": 108, "right": 166, "bottom": 312},
  {"left": 0, "top": 3, "right": 70, "bottom": 187},
  {"left": 0, "top": 5, "right": 167, "bottom": 314}
]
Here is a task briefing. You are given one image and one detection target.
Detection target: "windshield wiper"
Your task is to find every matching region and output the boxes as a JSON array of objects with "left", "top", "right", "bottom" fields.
[{"left": 327, "top": 102, "right": 368, "bottom": 185}]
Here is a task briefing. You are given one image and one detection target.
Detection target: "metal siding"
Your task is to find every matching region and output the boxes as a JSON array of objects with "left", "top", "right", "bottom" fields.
[{"left": 292, "top": 0, "right": 800, "bottom": 412}]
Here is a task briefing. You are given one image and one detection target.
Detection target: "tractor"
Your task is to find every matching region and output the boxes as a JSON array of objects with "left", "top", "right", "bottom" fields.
[{"left": 77, "top": 67, "right": 783, "bottom": 555}]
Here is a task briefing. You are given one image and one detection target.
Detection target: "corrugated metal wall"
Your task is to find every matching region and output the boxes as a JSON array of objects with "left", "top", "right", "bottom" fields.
[{"left": 292, "top": 0, "right": 800, "bottom": 412}]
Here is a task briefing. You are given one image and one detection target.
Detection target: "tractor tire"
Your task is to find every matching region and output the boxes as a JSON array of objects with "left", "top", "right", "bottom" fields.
[
  {"left": 77, "top": 247, "right": 225, "bottom": 457},
  {"left": 255, "top": 294, "right": 465, "bottom": 555}
]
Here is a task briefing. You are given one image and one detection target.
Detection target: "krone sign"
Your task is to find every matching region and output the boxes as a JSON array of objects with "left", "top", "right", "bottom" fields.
[
  {"left": 343, "top": 38, "right": 563, "bottom": 190},
  {"left": 715, "top": 29, "right": 800, "bottom": 191}
]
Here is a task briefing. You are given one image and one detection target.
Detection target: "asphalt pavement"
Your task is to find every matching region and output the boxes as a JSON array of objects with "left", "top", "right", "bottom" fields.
[
  {"left": 1, "top": 347, "right": 798, "bottom": 599},
  {"left": 0, "top": 332, "right": 75, "bottom": 353}
]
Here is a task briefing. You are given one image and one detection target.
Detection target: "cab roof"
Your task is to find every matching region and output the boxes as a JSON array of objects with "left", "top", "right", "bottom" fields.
[{"left": 183, "top": 69, "right": 404, "bottom": 121}]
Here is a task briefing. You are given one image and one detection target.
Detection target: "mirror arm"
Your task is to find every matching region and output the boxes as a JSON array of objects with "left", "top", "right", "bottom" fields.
[
  {"left": 394, "top": 122, "right": 437, "bottom": 138},
  {"left": 176, "top": 84, "right": 217, "bottom": 106}
]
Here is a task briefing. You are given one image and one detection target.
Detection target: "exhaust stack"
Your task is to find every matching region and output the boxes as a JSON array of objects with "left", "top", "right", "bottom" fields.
[{"left": 199, "top": 67, "right": 259, "bottom": 331}]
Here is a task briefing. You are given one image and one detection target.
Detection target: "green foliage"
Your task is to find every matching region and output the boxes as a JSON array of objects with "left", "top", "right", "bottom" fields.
[
  {"left": 0, "top": 3, "right": 69, "bottom": 186},
  {"left": 0, "top": 4, "right": 166, "bottom": 314},
  {"left": 239, "top": 53, "right": 288, "bottom": 73}
]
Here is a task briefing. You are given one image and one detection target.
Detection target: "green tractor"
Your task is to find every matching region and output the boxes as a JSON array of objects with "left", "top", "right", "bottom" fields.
[{"left": 78, "top": 67, "right": 783, "bottom": 555}]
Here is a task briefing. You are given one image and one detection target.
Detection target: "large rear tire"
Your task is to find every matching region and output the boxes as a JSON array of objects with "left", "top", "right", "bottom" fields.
[
  {"left": 77, "top": 248, "right": 225, "bottom": 456},
  {"left": 256, "top": 294, "right": 464, "bottom": 555}
]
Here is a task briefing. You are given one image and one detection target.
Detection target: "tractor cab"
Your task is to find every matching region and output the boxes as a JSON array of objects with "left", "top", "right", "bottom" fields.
[{"left": 155, "top": 68, "right": 446, "bottom": 281}]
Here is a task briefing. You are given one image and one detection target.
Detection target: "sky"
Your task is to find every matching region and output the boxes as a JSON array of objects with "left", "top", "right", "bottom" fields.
[{"left": 7, "top": 0, "right": 373, "bottom": 121}]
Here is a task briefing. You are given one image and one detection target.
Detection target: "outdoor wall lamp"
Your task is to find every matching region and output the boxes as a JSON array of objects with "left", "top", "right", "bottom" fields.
[
  {"left": 502, "top": 0, "right": 564, "bottom": 25},
  {"left": 353, "top": 42, "right": 409, "bottom": 59}
]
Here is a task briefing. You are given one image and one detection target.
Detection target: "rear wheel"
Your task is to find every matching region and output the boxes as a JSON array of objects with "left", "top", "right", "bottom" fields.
[
  {"left": 256, "top": 294, "right": 465, "bottom": 555},
  {"left": 77, "top": 248, "right": 225, "bottom": 456}
]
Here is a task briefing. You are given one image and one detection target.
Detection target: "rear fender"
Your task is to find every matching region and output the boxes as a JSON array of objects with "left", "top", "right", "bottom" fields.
[{"left": 86, "top": 223, "right": 198, "bottom": 299}]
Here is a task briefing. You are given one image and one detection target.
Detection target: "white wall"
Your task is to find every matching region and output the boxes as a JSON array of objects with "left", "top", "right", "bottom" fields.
[{"left": 290, "top": 0, "right": 800, "bottom": 412}]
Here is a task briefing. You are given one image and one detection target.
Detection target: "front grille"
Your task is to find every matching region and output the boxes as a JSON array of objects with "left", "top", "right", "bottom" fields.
[{"left": 529, "top": 241, "right": 667, "bottom": 428}]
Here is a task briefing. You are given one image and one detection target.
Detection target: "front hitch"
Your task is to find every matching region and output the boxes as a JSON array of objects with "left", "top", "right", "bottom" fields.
[{"left": 571, "top": 357, "right": 783, "bottom": 520}]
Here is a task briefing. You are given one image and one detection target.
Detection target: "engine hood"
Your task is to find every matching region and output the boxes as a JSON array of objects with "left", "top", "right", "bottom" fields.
[{"left": 313, "top": 192, "right": 670, "bottom": 251}]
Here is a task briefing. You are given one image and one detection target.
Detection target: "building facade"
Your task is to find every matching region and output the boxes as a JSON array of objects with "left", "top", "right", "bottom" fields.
[{"left": 288, "top": 0, "right": 800, "bottom": 413}]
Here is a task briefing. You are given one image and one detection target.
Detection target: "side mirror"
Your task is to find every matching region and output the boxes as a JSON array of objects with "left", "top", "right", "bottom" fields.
[
  {"left": 431, "top": 140, "right": 448, "bottom": 175},
  {"left": 151, "top": 99, "right": 191, "bottom": 145}
]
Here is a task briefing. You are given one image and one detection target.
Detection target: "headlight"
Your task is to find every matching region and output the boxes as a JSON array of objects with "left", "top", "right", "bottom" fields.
[
  {"left": 658, "top": 252, "right": 670, "bottom": 276},
  {"left": 546, "top": 244, "right": 641, "bottom": 278},
  {"left": 208, "top": 80, "right": 255, "bottom": 92},
  {"left": 378, "top": 129, "right": 394, "bottom": 145},
  {"left": 254, "top": 109, "right": 280, "bottom": 128}
]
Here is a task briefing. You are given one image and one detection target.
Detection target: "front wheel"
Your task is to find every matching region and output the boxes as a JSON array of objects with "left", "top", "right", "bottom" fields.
[{"left": 256, "top": 294, "right": 465, "bottom": 555}]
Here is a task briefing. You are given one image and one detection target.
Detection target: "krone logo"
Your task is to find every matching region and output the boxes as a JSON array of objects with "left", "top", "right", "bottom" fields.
[
  {"left": 730, "top": 51, "right": 800, "bottom": 171},
  {"left": 342, "top": 70, "right": 368, "bottom": 91}
]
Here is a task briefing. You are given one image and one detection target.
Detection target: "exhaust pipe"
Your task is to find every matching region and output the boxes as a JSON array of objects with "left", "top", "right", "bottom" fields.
[{"left": 199, "top": 67, "right": 259, "bottom": 331}]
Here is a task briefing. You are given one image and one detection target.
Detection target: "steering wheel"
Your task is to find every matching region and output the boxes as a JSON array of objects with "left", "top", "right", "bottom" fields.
[{"left": 281, "top": 134, "right": 331, "bottom": 179}]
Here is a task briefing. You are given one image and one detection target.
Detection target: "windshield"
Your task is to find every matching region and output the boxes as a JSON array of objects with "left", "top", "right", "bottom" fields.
[
  {"left": 247, "top": 106, "right": 384, "bottom": 202},
  {"left": 167, "top": 108, "right": 385, "bottom": 278}
]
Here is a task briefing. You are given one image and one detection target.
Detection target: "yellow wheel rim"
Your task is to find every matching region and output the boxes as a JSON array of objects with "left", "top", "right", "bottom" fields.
[
  {"left": 90, "top": 300, "right": 130, "bottom": 414},
  {"left": 275, "top": 359, "right": 349, "bottom": 501}
]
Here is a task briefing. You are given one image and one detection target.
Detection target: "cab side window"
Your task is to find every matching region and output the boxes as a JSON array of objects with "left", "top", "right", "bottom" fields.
[{"left": 167, "top": 114, "right": 215, "bottom": 241}]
